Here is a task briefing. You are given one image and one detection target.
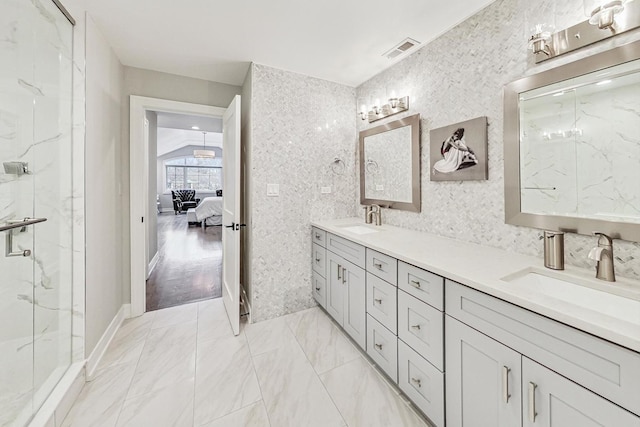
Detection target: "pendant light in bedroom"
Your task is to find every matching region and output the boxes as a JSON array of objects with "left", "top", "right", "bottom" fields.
[{"left": 194, "top": 131, "right": 216, "bottom": 158}]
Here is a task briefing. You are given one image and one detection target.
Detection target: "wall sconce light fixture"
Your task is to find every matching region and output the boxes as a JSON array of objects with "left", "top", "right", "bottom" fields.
[
  {"left": 530, "top": 0, "right": 639, "bottom": 63},
  {"left": 360, "top": 95, "right": 410, "bottom": 123}
]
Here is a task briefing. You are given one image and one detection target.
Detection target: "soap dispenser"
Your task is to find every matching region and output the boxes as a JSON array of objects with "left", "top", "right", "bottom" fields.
[{"left": 541, "top": 231, "right": 564, "bottom": 270}]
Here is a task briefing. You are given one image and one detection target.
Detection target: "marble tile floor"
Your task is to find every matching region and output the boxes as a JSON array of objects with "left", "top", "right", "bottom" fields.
[{"left": 62, "top": 299, "right": 432, "bottom": 427}]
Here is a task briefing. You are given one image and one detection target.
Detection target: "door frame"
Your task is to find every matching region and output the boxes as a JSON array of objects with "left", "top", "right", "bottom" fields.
[{"left": 129, "top": 95, "right": 226, "bottom": 317}]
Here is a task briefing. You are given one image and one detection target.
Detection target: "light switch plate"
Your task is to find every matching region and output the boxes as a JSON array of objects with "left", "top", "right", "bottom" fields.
[
  {"left": 321, "top": 186, "right": 331, "bottom": 194},
  {"left": 267, "top": 183, "right": 279, "bottom": 196}
]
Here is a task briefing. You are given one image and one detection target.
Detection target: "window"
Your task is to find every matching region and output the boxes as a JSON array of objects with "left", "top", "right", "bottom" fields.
[{"left": 164, "top": 156, "right": 223, "bottom": 191}]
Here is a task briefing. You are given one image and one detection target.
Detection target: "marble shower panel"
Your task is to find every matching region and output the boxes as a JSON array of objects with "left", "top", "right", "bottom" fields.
[{"left": 0, "top": 0, "right": 75, "bottom": 424}]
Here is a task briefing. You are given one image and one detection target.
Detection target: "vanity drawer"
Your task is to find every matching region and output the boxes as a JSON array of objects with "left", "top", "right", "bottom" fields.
[
  {"left": 366, "top": 273, "right": 397, "bottom": 334},
  {"left": 366, "top": 315, "right": 398, "bottom": 382},
  {"left": 398, "top": 340, "right": 445, "bottom": 427},
  {"left": 398, "top": 290, "right": 444, "bottom": 371},
  {"left": 366, "top": 248, "right": 397, "bottom": 286},
  {"left": 312, "top": 243, "right": 326, "bottom": 277},
  {"left": 312, "top": 227, "right": 326, "bottom": 247},
  {"left": 312, "top": 271, "right": 326, "bottom": 308},
  {"left": 446, "top": 280, "right": 640, "bottom": 416},
  {"left": 326, "top": 233, "right": 366, "bottom": 268},
  {"left": 398, "top": 261, "right": 443, "bottom": 311}
]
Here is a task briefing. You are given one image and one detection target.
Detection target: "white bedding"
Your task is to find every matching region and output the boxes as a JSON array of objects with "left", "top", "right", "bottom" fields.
[{"left": 195, "top": 196, "right": 223, "bottom": 222}]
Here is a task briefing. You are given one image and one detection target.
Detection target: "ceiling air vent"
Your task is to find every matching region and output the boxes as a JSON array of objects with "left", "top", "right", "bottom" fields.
[{"left": 383, "top": 37, "right": 420, "bottom": 60}]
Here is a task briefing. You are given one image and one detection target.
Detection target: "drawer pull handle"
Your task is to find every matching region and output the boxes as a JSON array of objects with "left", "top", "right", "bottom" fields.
[
  {"left": 342, "top": 267, "right": 347, "bottom": 284},
  {"left": 315, "top": 233, "right": 321, "bottom": 240},
  {"left": 411, "top": 377, "right": 421, "bottom": 387},
  {"left": 410, "top": 280, "right": 421, "bottom": 289},
  {"left": 374, "top": 298, "right": 382, "bottom": 304},
  {"left": 411, "top": 324, "right": 421, "bottom": 330},
  {"left": 337, "top": 264, "right": 342, "bottom": 280},
  {"left": 315, "top": 287, "right": 321, "bottom": 291},
  {"left": 502, "top": 366, "right": 511, "bottom": 403},
  {"left": 374, "top": 343, "right": 383, "bottom": 350},
  {"left": 528, "top": 382, "right": 537, "bottom": 423},
  {"left": 315, "top": 257, "right": 321, "bottom": 263},
  {"left": 373, "top": 261, "right": 383, "bottom": 269}
]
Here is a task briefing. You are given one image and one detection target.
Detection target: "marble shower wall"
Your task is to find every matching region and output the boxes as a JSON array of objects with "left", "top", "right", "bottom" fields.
[
  {"left": 249, "top": 64, "right": 357, "bottom": 322},
  {"left": 356, "top": 0, "right": 640, "bottom": 280}
]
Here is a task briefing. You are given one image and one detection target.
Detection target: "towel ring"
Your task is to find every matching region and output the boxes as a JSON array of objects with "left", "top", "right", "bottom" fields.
[{"left": 331, "top": 157, "right": 346, "bottom": 175}]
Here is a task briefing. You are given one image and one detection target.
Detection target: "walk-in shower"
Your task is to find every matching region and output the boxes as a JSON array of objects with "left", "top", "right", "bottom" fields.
[{"left": 0, "top": 0, "right": 75, "bottom": 425}]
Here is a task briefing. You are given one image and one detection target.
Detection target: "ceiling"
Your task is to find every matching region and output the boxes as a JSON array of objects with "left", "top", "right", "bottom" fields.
[
  {"left": 157, "top": 128, "right": 223, "bottom": 157},
  {"left": 157, "top": 112, "right": 222, "bottom": 132},
  {"left": 84, "top": 0, "right": 495, "bottom": 87}
]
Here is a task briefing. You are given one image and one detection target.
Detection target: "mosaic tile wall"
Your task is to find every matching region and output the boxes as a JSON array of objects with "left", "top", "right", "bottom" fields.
[
  {"left": 356, "top": 0, "right": 640, "bottom": 280},
  {"left": 249, "top": 64, "right": 357, "bottom": 321}
]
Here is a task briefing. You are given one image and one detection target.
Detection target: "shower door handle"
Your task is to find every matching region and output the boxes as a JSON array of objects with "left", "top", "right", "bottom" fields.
[{"left": 3, "top": 217, "right": 47, "bottom": 257}]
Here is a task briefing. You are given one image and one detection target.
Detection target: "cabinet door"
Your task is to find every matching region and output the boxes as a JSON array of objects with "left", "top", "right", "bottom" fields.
[
  {"left": 523, "top": 357, "right": 640, "bottom": 427},
  {"left": 446, "top": 316, "right": 522, "bottom": 427},
  {"left": 326, "top": 251, "right": 344, "bottom": 325},
  {"left": 343, "top": 261, "right": 366, "bottom": 349}
]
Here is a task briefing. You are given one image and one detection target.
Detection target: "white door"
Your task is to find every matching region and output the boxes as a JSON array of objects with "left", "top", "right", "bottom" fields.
[
  {"left": 222, "top": 95, "right": 242, "bottom": 335},
  {"left": 143, "top": 118, "right": 150, "bottom": 277}
]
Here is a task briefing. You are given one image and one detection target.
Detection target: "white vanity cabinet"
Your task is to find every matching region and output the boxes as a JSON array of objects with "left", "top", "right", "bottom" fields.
[
  {"left": 446, "top": 280, "right": 640, "bottom": 427},
  {"left": 326, "top": 246, "right": 367, "bottom": 349},
  {"left": 311, "top": 227, "right": 327, "bottom": 308}
]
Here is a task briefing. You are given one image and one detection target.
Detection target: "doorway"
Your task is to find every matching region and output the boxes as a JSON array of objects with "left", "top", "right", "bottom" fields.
[
  {"left": 129, "top": 96, "right": 242, "bottom": 334},
  {"left": 146, "top": 111, "right": 224, "bottom": 311}
]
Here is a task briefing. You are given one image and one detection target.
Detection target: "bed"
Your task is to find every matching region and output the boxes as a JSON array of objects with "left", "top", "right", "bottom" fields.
[{"left": 193, "top": 196, "right": 223, "bottom": 227}]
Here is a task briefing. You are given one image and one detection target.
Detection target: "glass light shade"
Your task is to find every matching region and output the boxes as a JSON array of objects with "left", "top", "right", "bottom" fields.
[
  {"left": 193, "top": 149, "right": 216, "bottom": 158},
  {"left": 528, "top": 23, "right": 554, "bottom": 54},
  {"left": 583, "top": 0, "right": 625, "bottom": 28}
]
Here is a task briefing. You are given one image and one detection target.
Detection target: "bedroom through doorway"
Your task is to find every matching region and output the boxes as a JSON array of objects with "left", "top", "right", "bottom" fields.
[{"left": 145, "top": 111, "right": 225, "bottom": 311}]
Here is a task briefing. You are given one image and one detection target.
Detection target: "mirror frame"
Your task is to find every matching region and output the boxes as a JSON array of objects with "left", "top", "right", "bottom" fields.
[
  {"left": 504, "top": 40, "right": 640, "bottom": 241},
  {"left": 359, "top": 113, "right": 421, "bottom": 212}
]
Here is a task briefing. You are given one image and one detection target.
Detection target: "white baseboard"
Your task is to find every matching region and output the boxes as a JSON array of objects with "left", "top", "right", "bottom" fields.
[
  {"left": 147, "top": 252, "right": 159, "bottom": 278},
  {"left": 85, "top": 304, "right": 130, "bottom": 380}
]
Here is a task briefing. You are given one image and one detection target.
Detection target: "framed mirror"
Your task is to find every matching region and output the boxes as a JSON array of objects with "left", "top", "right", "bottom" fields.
[
  {"left": 504, "top": 41, "right": 640, "bottom": 241},
  {"left": 359, "top": 114, "right": 420, "bottom": 212}
]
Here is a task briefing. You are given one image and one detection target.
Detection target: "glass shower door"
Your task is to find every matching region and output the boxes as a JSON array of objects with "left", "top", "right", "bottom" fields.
[{"left": 0, "top": 0, "right": 74, "bottom": 425}]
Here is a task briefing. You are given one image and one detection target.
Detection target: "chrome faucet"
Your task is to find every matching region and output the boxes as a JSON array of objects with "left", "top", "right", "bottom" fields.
[
  {"left": 363, "top": 206, "right": 373, "bottom": 224},
  {"left": 367, "top": 204, "right": 382, "bottom": 226},
  {"left": 588, "top": 232, "right": 615, "bottom": 282}
]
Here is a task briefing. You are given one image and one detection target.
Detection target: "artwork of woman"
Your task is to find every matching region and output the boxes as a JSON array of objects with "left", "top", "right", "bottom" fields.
[{"left": 432, "top": 127, "right": 478, "bottom": 174}]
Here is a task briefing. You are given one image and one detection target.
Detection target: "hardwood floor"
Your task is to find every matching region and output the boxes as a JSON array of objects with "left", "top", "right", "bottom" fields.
[{"left": 146, "top": 213, "right": 222, "bottom": 311}]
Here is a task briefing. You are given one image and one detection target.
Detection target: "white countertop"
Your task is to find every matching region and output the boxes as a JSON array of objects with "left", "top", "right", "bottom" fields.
[{"left": 312, "top": 218, "right": 640, "bottom": 353}]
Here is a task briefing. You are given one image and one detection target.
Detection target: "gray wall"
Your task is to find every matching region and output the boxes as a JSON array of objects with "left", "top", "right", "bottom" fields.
[
  {"left": 85, "top": 15, "right": 125, "bottom": 355},
  {"left": 121, "top": 67, "right": 242, "bottom": 303},
  {"left": 247, "top": 64, "right": 357, "bottom": 322},
  {"left": 146, "top": 111, "right": 158, "bottom": 264},
  {"left": 156, "top": 145, "right": 224, "bottom": 211},
  {"left": 355, "top": 0, "right": 640, "bottom": 280}
]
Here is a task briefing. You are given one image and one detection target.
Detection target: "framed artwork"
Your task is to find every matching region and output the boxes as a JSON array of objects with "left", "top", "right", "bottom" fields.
[{"left": 429, "top": 116, "right": 488, "bottom": 181}]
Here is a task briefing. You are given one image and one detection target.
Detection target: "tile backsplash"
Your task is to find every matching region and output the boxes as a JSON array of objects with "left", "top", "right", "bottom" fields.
[{"left": 355, "top": 0, "right": 640, "bottom": 280}]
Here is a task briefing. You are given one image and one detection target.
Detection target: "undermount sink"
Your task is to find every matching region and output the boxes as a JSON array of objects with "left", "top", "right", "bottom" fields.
[
  {"left": 339, "top": 224, "right": 380, "bottom": 235},
  {"left": 501, "top": 268, "right": 640, "bottom": 324}
]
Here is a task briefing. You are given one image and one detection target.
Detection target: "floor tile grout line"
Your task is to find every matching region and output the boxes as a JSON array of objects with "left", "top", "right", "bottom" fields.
[
  {"left": 110, "top": 317, "right": 154, "bottom": 427},
  {"left": 244, "top": 324, "right": 274, "bottom": 427},
  {"left": 284, "top": 309, "right": 349, "bottom": 427}
]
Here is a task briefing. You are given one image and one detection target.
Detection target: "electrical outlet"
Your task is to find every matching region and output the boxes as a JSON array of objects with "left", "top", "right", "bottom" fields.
[
  {"left": 321, "top": 186, "right": 331, "bottom": 194},
  {"left": 376, "top": 184, "right": 384, "bottom": 191},
  {"left": 267, "top": 183, "right": 279, "bottom": 196}
]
